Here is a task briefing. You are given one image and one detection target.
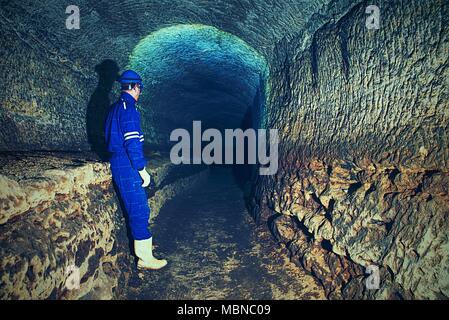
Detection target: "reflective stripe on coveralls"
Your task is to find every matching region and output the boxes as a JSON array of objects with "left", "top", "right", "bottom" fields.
[{"left": 104, "top": 92, "right": 151, "bottom": 240}]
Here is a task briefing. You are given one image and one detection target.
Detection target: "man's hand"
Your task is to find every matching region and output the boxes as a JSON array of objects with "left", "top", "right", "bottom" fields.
[{"left": 138, "top": 168, "right": 151, "bottom": 187}]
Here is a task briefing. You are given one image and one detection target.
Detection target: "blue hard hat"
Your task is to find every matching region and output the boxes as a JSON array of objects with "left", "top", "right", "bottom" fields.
[{"left": 118, "top": 70, "right": 143, "bottom": 89}]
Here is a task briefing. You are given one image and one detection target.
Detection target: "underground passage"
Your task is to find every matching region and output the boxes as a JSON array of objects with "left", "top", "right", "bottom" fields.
[{"left": 0, "top": 0, "right": 448, "bottom": 302}]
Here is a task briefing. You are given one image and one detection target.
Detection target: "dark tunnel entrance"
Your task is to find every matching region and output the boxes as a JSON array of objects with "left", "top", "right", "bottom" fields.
[{"left": 127, "top": 24, "right": 269, "bottom": 188}]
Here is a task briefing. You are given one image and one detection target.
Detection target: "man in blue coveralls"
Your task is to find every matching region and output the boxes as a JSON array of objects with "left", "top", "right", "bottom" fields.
[{"left": 105, "top": 70, "right": 167, "bottom": 270}]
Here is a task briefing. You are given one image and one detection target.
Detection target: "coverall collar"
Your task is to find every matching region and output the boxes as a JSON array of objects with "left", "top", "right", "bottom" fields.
[{"left": 120, "top": 91, "right": 137, "bottom": 105}]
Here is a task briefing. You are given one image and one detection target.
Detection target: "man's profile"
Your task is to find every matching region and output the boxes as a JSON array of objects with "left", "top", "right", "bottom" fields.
[{"left": 104, "top": 70, "right": 167, "bottom": 270}]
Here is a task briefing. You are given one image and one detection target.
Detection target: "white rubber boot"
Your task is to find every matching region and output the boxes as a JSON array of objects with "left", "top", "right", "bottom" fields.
[{"left": 134, "top": 238, "right": 168, "bottom": 270}]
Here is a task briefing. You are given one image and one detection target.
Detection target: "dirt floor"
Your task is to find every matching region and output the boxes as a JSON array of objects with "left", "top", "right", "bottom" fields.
[{"left": 124, "top": 167, "right": 325, "bottom": 300}]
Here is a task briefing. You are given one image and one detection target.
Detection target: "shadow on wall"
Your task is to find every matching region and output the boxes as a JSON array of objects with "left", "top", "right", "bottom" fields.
[
  {"left": 230, "top": 87, "right": 259, "bottom": 190},
  {"left": 86, "top": 59, "right": 120, "bottom": 161},
  {"left": 231, "top": 74, "right": 266, "bottom": 193}
]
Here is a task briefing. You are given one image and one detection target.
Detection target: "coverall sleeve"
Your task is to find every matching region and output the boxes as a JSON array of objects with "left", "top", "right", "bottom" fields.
[{"left": 120, "top": 105, "right": 147, "bottom": 171}]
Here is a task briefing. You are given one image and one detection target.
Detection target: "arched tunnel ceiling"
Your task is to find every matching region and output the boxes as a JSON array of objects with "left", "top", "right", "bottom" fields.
[
  {"left": 1, "top": 0, "right": 334, "bottom": 68},
  {"left": 127, "top": 24, "right": 268, "bottom": 146},
  {"left": 0, "top": 0, "right": 358, "bottom": 151}
]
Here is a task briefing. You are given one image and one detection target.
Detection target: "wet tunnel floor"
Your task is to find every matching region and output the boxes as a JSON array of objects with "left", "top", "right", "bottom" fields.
[{"left": 125, "top": 167, "right": 325, "bottom": 300}]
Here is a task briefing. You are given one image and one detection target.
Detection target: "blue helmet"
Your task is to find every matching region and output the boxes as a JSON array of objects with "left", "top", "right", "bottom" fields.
[{"left": 118, "top": 70, "right": 143, "bottom": 89}]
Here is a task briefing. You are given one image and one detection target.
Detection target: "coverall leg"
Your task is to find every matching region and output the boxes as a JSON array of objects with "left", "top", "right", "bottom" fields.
[{"left": 110, "top": 153, "right": 152, "bottom": 240}]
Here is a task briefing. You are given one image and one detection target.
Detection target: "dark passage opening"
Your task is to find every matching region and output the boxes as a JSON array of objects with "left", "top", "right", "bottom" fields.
[
  {"left": 127, "top": 24, "right": 268, "bottom": 188},
  {"left": 86, "top": 59, "right": 120, "bottom": 161},
  {"left": 122, "top": 27, "right": 276, "bottom": 298}
]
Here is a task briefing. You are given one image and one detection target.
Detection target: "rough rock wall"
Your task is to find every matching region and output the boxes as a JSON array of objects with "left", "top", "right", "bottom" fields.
[
  {"left": 0, "top": 153, "right": 126, "bottom": 299},
  {"left": 0, "top": 152, "right": 207, "bottom": 299},
  {"left": 251, "top": 0, "right": 449, "bottom": 299}
]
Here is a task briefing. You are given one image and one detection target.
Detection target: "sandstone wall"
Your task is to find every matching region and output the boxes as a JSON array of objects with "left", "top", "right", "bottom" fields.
[
  {"left": 0, "top": 152, "right": 207, "bottom": 299},
  {"left": 251, "top": 0, "right": 449, "bottom": 299}
]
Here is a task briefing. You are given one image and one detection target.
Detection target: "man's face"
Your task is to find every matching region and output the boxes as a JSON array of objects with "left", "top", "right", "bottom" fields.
[{"left": 134, "top": 84, "right": 141, "bottom": 101}]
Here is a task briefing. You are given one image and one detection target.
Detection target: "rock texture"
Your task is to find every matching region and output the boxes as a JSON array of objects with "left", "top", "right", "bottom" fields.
[
  {"left": 0, "top": 152, "right": 207, "bottom": 299},
  {"left": 251, "top": 0, "right": 449, "bottom": 299},
  {"left": 0, "top": 153, "right": 124, "bottom": 299},
  {"left": 127, "top": 24, "right": 269, "bottom": 147}
]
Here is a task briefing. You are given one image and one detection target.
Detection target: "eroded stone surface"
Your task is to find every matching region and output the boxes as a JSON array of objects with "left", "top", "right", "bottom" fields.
[
  {"left": 251, "top": 0, "right": 449, "bottom": 299},
  {"left": 253, "top": 158, "right": 449, "bottom": 299},
  {"left": 0, "top": 152, "right": 124, "bottom": 299},
  {"left": 0, "top": 152, "right": 207, "bottom": 299}
]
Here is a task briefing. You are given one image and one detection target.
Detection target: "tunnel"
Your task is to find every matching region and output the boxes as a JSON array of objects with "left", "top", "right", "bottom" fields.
[
  {"left": 0, "top": 0, "right": 448, "bottom": 301},
  {"left": 127, "top": 24, "right": 268, "bottom": 150}
]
